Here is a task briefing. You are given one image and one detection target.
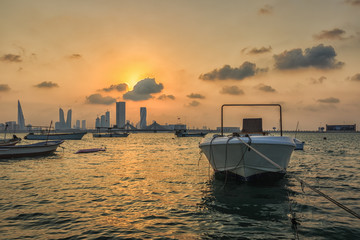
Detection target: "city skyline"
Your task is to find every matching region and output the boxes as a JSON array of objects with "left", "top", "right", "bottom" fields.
[{"left": 1, "top": 1, "right": 360, "bottom": 130}]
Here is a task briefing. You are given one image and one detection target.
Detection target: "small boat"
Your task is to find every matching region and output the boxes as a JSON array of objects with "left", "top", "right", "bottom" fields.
[
  {"left": 0, "top": 135, "right": 21, "bottom": 146},
  {"left": 75, "top": 147, "right": 106, "bottom": 154},
  {"left": 294, "top": 138, "right": 305, "bottom": 150},
  {"left": 175, "top": 129, "right": 207, "bottom": 137},
  {"left": 0, "top": 140, "right": 64, "bottom": 159},
  {"left": 25, "top": 131, "right": 87, "bottom": 140},
  {"left": 93, "top": 132, "right": 129, "bottom": 138},
  {"left": 199, "top": 104, "right": 295, "bottom": 181}
]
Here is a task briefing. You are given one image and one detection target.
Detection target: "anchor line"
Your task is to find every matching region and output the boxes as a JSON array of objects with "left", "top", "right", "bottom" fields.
[{"left": 234, "top": 136, "right": 360, "bottom": 220}]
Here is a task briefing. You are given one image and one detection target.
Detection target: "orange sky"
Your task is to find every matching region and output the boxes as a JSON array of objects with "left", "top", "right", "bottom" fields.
[{"left": 1, "top": 0, "right": 360, "bottom": 130}]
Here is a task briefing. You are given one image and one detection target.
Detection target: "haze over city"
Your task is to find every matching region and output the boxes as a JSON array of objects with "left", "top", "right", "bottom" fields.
[{"left": 1, "top": 0, "right": 360, "bottom": 130}]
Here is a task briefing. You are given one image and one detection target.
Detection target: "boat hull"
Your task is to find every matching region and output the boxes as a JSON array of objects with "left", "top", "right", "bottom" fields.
[
  {"left": 93, "top": 133, "right": 129, "bottom": 138},
  {"left": 0, "top": 140, "right": 64, "bottom": 159},
  {"left": 25, "top": 132, "right": 86, "bottom": 140},
  {"left": 199, "top": 136, "right": 295, "bottom": 181}
]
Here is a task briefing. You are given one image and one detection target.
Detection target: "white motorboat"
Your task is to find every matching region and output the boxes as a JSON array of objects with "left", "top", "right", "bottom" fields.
[
  {"left": 294, "top": 138, "right": 305, "bottom": 150},
  {"left": 0, "top": 140, "right": 64, "bottom": 159},
  {"left": 175, "top": 129, "right": 207, "bottom": 137},
  {"left": 0, "top": 135, "right": 21, "bottom": 146},
  {"left": 25, "top": 131, "right": 86, "bottom": 140},
  {"left": 199, "top": 104, "right": 295, "bottom": 181}
]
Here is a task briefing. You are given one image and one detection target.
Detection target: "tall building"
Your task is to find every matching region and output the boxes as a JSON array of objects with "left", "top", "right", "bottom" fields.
[
  {"left": 17, "top": 100, "right": 25, "bottom": 130},
  {"left": 105, "top": 111, "right": 110, "bottom": 128},
  {"left": 75, "top": 120, "right": 80, "bottom": 129},
  {"left": 116, "top": 102, "right": 126, "bottom": 128},
  {"left": 100, "top": 115, "right": 106, "bottom": 128},
  {"left": 140, "top": 107, "right": 147, "bottom": 129},
  {"left": 66, "top": 109, "right": 72, "bottom": 129},
  {"left": 95, "top": 117, "right": 100, "bottom": 128},
  {"left": 59, "top": 108, "right": 65, "bottom": 128},
  {"left": 81, "top": 120, "right": 86, "bottom": 130}
]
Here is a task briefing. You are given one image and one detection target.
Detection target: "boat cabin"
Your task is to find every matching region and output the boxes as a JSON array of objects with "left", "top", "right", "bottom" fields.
[{"left": 241, "top": 118, "right": 267, "bottom": 135}]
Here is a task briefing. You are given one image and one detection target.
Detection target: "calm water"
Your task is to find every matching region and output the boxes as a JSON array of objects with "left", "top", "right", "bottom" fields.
[{"left": 0, "top": 132, "right": 359, "bottom": 239}]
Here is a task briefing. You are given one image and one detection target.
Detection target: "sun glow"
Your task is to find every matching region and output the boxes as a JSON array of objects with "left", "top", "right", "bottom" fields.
[{"left": 114, "top": 62, "right": 156, "bottom": 90}]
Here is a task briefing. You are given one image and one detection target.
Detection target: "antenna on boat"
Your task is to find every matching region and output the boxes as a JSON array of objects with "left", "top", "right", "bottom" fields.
[
  {"left": 295, "top": 121, "right": 299, "bottom": 138},
  {"left": 220, "top": 104, "right": 283, "bottom": 136},
  {"left": 45, "top": 121, "right": 52, "bottom": 144}
]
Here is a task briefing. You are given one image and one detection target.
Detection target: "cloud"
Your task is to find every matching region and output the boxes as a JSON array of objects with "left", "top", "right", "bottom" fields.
[
  {"left": 0, "top": 84, "right": 10, "bottom": 92},
  {"left": 68, "top": 54, "right": 82, "bottom": 59},
  {"left": 187, "top": 100, "right": 200, "bottom": 107},
  {"left": 187, "top": 93, "right": 205, "bottom": 99},
  {"left": 247, "top": 46, "right": 272, "bottom": 55},
  {"left": 313, "top": 28, "right": 347, "bottom": 40},
  {"left": 199, "top": 61, "right": 268, "bottom": 81},
  {"left": 123, "top": 78, "right": 163, "bottom": 101},
  {"left": 256, "top": 84, "right": 276, "bottom": 92},
  {"left": 350, "top": 73, "right": 360, "bottom": 81},
  {"left": 273, "top": 44, "right": 344, "bottom": 70},
  {"left": 0, "top": 54, "right": 22, "bottom": 63},
  {"left": 311, "top": 76, "right": 327, "bottom": 84},
  {"left": 157, "top": 94, "right": 175, "bottom": 100},
  {"left": 85, "top": 93, "right": 116, "bottom": 105},
  {"left": 258, "top": 5, "right": 273, "bottom": 14},
  {"left": 101, "top": 83, "right": 128, "bottom": 92},
  {"left": 34, "top": 81, "right": 59, "bottom": 88},
  {"left": 220, "top": 86, "right": 244, "bottom": 95},
  {"left": 345, "top": 0, "right": 360, "bottom": 6},
  {"left": 317, "top": 97, "right": 340, "bottom": 103}
]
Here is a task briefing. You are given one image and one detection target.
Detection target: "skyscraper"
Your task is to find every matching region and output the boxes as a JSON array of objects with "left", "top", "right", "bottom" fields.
[
  {"left": 140, "top": 107, "right": 147, "bottom": 129},
  {"left": 66, "top": 109, "right": 72, "bottom": 129},
  {"left": 105, "top": 111, "right": 110, "bottom": 128},
  {"left": 95, "top": 117, "right": 100, "bottom": 128},
  {"left": 116, "top": 102, "right": 126, "bottom": 128},
  {"left": 81, "top": 120, "right": 86, "bottom": 130},
  {"left": 59, "top": 108, "right": 65, "bottom": 128},
  {"left": 17, "top": 100, "right": 25, "bottom": 130}
]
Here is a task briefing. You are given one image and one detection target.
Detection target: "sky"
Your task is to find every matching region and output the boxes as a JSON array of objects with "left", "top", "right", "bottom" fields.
[{"left": 1, "top": 0, "right": 360, "bottom": 130}]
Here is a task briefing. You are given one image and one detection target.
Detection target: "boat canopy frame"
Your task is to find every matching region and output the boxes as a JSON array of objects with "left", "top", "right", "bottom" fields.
[{"left": 220, "top": 104, "right": 283, "bottom": 136}]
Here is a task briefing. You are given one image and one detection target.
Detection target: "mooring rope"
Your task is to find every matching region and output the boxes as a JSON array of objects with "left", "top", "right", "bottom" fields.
[{"left": 235, "top": 136, "right": 360, "bottom": 220}]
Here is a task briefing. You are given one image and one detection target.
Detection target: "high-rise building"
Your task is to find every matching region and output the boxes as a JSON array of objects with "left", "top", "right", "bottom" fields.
[
  {"left": 100, "top": 115, "right": 106, "bottom": 128},
  {"left": 75, "top": 120, "right": 80, "bottom": 129},
  {"left": 116, "top": 102, "right": 126, "bottom": 128},
  {"left": 66, "top": 109, "right": 72, "bottom": 129},
  {"left": 105, "top": 111, "right": 110, "bottom": 128},
  {"left": 81, "top": 120, "right": 86, "bottom": 130},
  {"left": 95, "top": 117, "right": 100, "bottom": 128},
  {"left": 140, "top": 107, "right": 147, "bottom": 129},
  {"left": 17, "top": 100, "right": 25, "bottom": 130},
  {"left": 59, "top": 108, "right": 65, "bottom": 128}
]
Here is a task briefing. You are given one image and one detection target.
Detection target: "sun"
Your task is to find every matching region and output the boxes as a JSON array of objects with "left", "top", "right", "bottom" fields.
[{"left": 113, "top": 61, "right": 155, "bottom": 90}]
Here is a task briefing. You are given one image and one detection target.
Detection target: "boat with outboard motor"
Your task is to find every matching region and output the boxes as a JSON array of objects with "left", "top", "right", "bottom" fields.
[
  {"left": 175, "top": 129, "right": 207, "bottom": 137},
  {"left": 25, "top": 131, "right": 86, "bottom": 140},
  {"left": 0, "top": 135, "right": 21, "bottom": 146},
  {"left": 199, "top": 104, "right": 295, "bottom": 181},
  {"left": 0, "top": 140, "right": 64, "bottom": 159}
]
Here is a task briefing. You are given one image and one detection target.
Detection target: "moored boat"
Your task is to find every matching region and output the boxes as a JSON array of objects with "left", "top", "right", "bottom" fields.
[
  {"left": 0, "top": 135, "right": 21, "bottom": 146},
  {"left": 199, "top": 104, "right": 295, "bottom": 181},
  {"left": 0, "top": 140, "right": 64, "bottom": 159},
  {"left": 294, "top": 138, "right": 305, "bottom": 150},
  {"left": 24, "top": 131, "right": 86, "bottom": 140},
  {"left": 175, "top": 129, "right": 207, "bottom": 137},
  {"left": 93, "top": 132, "right": 129, "bottom": 138},
  {"left": 75, "top": 147, "right": 106, "bottom": 154}
]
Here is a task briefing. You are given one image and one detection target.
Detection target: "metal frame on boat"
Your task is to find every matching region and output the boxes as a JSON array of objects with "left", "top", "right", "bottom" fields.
[{"left": 199, "top": 104, "right": 295, "bottom": 181}]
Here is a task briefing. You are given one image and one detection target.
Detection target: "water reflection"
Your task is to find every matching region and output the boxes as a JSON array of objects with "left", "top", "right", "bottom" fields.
[{"left": 200, "top": 176, "right": 291, "bottom": 221}]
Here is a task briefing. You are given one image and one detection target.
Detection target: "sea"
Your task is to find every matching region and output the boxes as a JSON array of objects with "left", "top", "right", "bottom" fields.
[{"left": 0, "top": 132, "right": 359, "bottom": 239}]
